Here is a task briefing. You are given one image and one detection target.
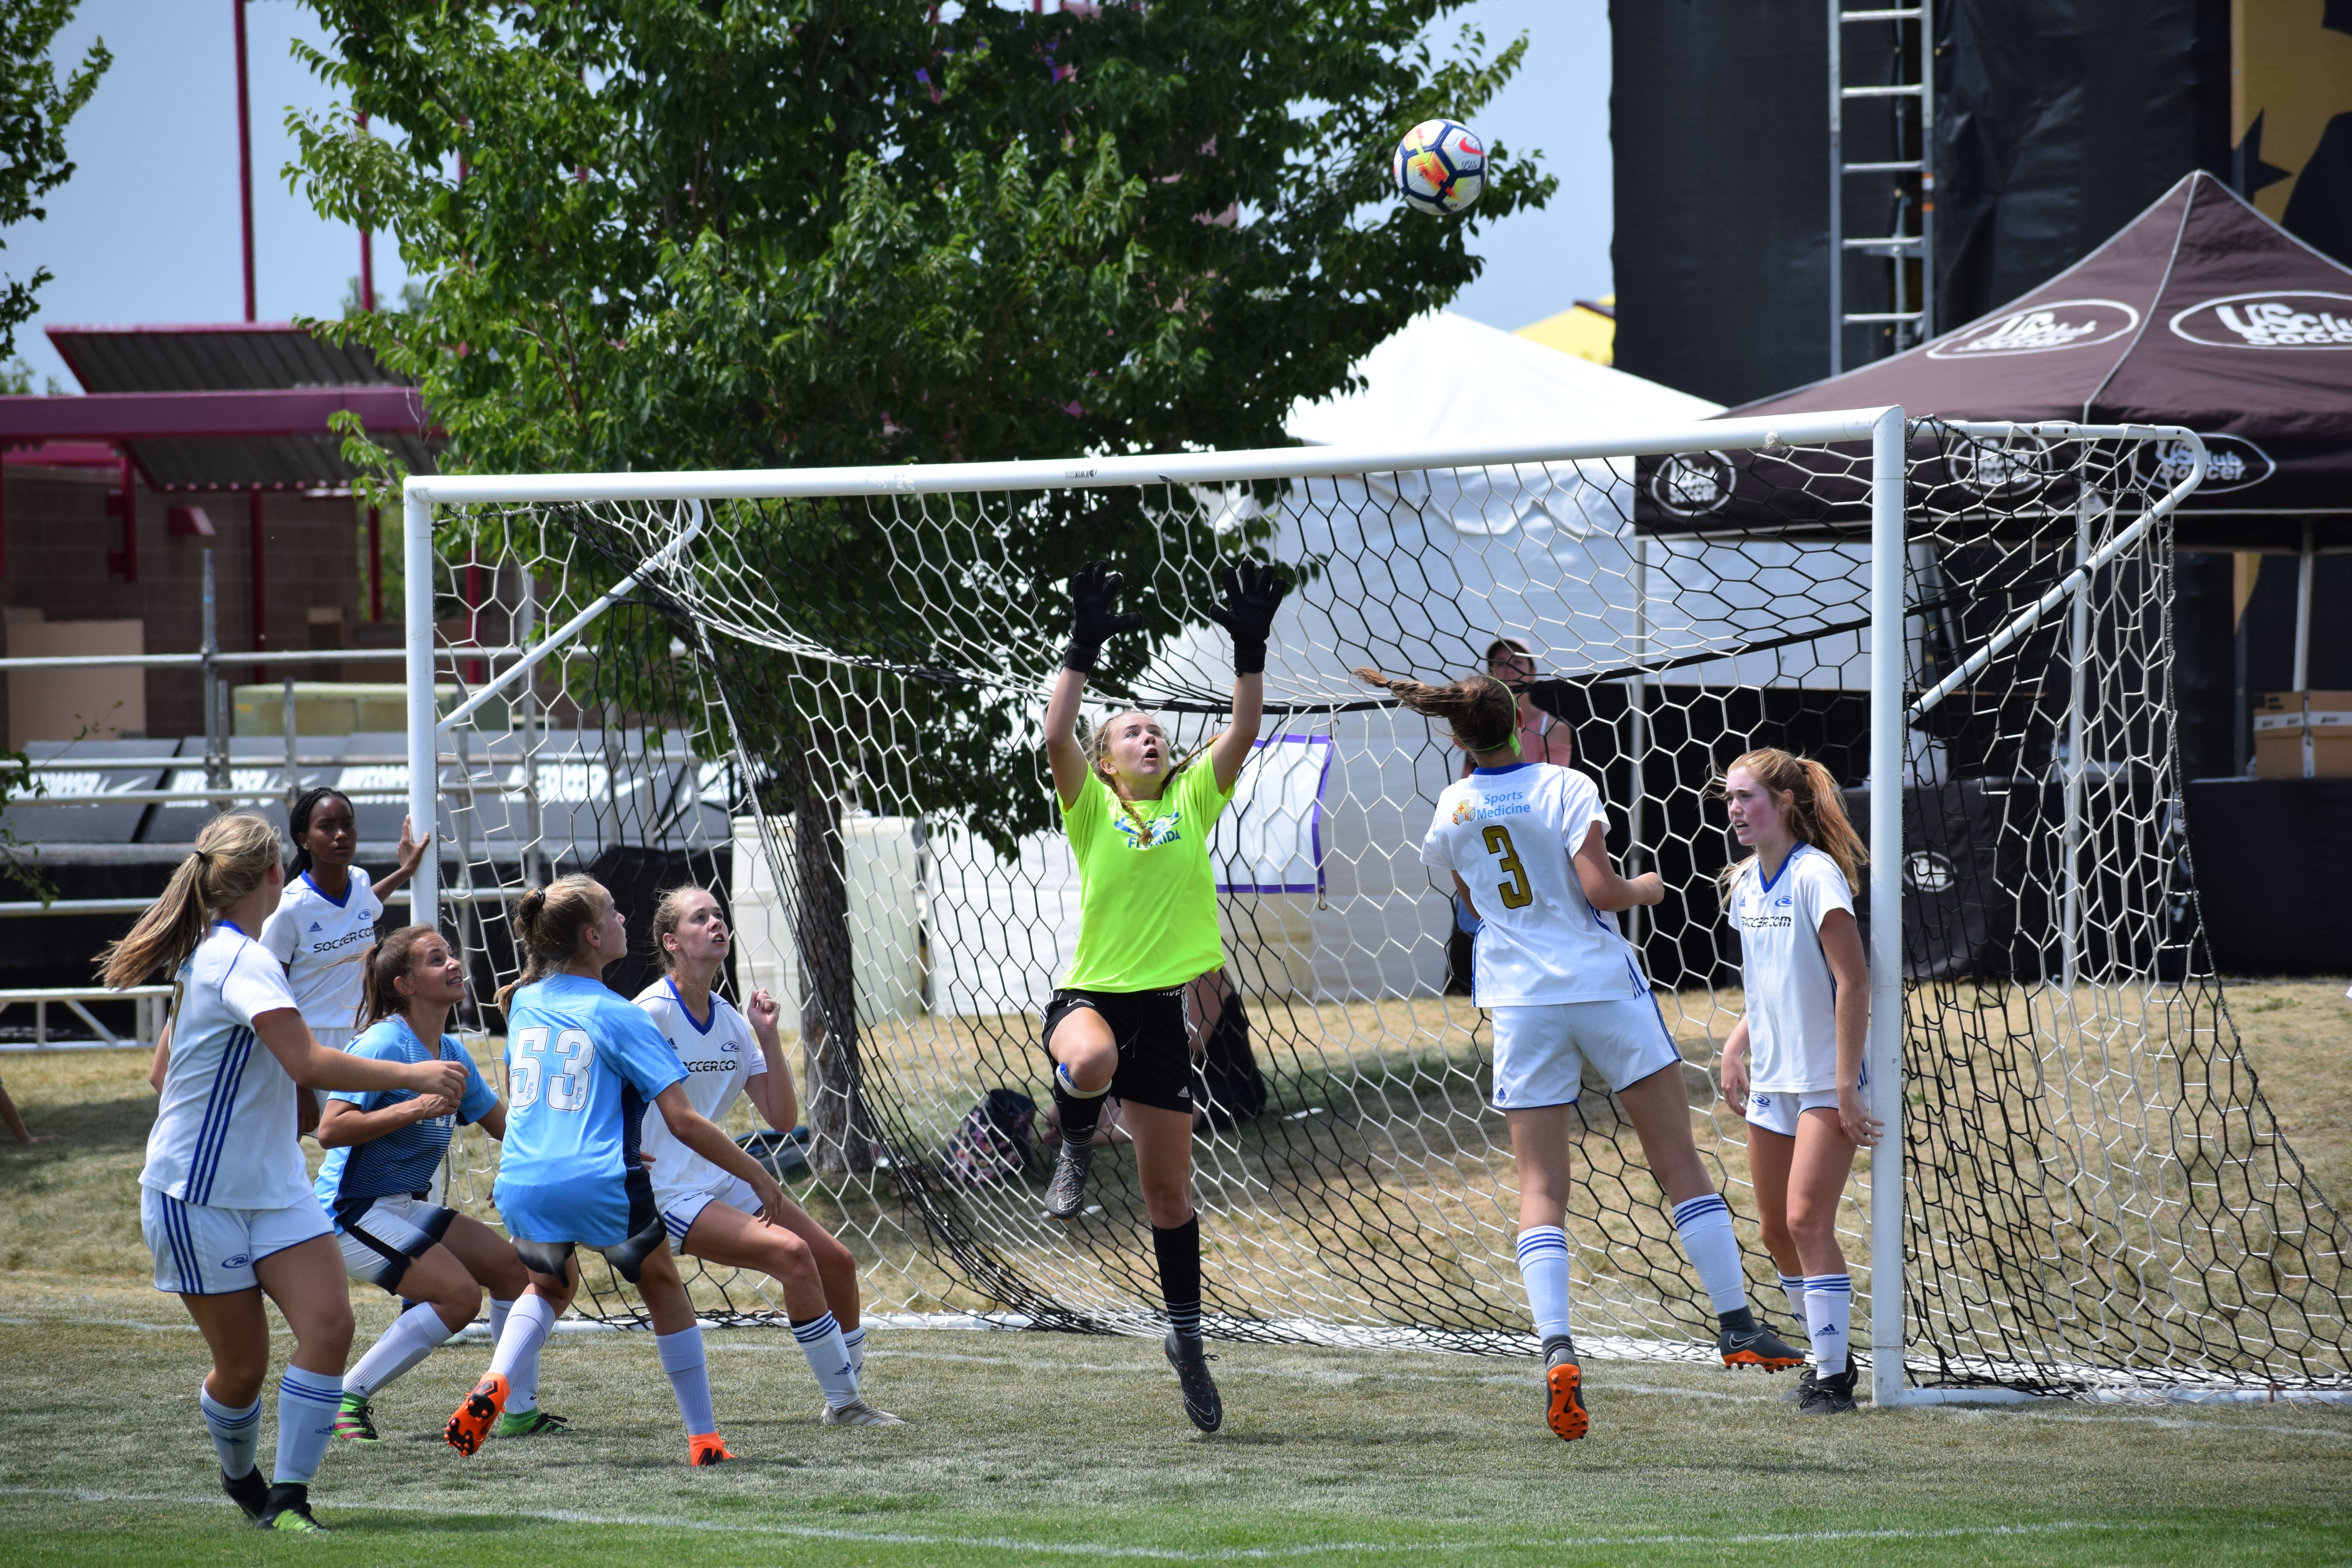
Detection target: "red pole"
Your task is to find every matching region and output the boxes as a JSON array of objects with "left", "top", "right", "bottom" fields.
[
  {"left": 116, "top": 451, "right": 138, "bottom": 583},
  {"left": 249, "top": 489, "right": 267, "bottom": 683},
  {"left": 367, "top": 505, "right": 382, "bottom": 621},
  {"left": 358, "top": 111, "right": 376, "bottom": 312},
  {"left": 234, "top": 0, "right": 255, "bottom": 322}
]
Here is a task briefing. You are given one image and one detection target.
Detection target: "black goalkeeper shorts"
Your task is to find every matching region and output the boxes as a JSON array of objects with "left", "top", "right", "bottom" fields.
[{"left": 1042, "top": 987, "right": 1193, "bottom": 1115}]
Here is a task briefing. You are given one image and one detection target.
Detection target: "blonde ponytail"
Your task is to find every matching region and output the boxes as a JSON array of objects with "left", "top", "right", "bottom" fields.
[
  {"left": 495, "top": 875, "right": 612, "bottom": 1009},
  {"left": 98, "top": 813, "right": 281, "bottom": 987}
]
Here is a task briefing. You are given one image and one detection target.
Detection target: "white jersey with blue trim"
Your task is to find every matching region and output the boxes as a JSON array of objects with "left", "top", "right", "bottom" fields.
[
  {"left": 1420, "top": 762, "right": 1647, "bottom": 1007},
  {"left": 634, "top": 979, "right": 768, "bottom": 1210},
  {"left": 142, "top": 921, "right": 310, "bottom": 1208},
  {"left": 1726, "top": 843, "right": 1856, "bottom": 1093},
  {"left": 260, "top": 867, "right": 383, "bottom": 1035}
]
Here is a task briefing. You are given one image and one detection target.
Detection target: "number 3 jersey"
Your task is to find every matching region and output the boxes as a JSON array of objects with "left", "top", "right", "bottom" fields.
[
  {"left": 492, "top": 973, "right": 686, "bottom": 1247},
  {"left": 1419, "top": 762, "right": 1646, "bottom": 1008}
]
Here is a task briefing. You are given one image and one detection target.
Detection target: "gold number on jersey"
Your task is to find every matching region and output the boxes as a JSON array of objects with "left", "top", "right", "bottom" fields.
[{"left": 1481, "top": 824, "right": 1535, "bottom": 910}]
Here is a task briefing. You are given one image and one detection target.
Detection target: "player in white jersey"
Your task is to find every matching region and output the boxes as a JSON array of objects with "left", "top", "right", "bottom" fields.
[
  {"left": 1717, "top": 748, "right": 1879, "bottom": 1416},
  {"left": 635, "top": 885, "right": 900, "bottom": 1426},
  {"left": 260, "top": 788, "right": 428, "bottom": 1051},
  {"left": 100, "top": 813, "right": 466, "bottom": 1533},
  {"left": 1360, "top": 667, "right": 1807, "bottom": 1444}
]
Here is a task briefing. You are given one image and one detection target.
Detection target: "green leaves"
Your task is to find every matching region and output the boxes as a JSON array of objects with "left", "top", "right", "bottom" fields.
[{"left": 0, "top": 1, "right": 111, "bottom": 360}]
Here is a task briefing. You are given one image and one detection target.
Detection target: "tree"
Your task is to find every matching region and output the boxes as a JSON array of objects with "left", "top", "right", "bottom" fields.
[
  {"left": 0, "top": 1, "right": 109, "bottom": 361},
  {"left": 291, "top": 0, "right": 1550, "bottom": 1173}
]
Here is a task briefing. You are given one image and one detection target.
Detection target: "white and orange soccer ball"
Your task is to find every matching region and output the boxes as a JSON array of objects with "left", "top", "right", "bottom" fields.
[{"left": 1392, "top": 118, "right": 1486, "bottom": 216}]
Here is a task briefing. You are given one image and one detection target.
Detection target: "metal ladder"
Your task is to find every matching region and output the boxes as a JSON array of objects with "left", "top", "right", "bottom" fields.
[{"left": 1829, "top": 2, "right": 1934, "bottom": 374}]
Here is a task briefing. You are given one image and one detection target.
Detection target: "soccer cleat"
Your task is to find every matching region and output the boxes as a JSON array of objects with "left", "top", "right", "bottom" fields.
[
  {"left": 818, "top": 1397, "right": 906, "bottom": 1427},
  {"left": 1781, "top": 1365, "right": 1819, "bottom": 1404},
  {"left": 1796, "top": 1365, "right": 1860, "bottom": 1415},
  {"left": 688, "top": 1433, "right": 737, "bottom": 1466},
  {"left": 494, "top": 1408, "right": 569, "bottom": 1438},
  {"left": 1164, "top": 1331, "right": 1223, "bottom": 1434},
  {"left": 443, "top": 1372, "right": 510, "bottom": 1456},
  {"left": 220, "top": 1465, "right": 270, "bottom": 1522},
  {"left": 333, "top": 1394, "right": 381, "bottom": 1444},
  {"left": 1719, "top": 1319, "right": 1808, "bottom": 1372},
  {"left": 256, "top": 1482, "right": 328, "bottom": 1532},
  {"left": 1042, "top": 1140, "right": 1096, "bottom": 1221},
  {"left": 1542, "top": 1336, "right": 1589, "bottom": 1443}
]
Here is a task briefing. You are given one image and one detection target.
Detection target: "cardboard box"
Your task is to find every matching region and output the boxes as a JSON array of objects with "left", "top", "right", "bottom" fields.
[{"left": 2254, "top": 691, "right": 2352, "bottom": 779}]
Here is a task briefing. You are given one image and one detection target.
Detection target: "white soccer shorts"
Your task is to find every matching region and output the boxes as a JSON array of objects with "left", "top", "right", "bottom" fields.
[
  {"left": 1489, "top": 996, "right": 1681, "bottom": 1111},
  {"left": 141, "top": 1188, "right": 332, "bottom": 1296},
  {"left": 336, "top": 1192, "right": 458, "bottom": 1292},
  {"left": 1745, "top": 1077, "right": 1870, "bottom": 1137},
  {"left": 659, "top": 1172, "right": 761, "bottom": 1254}
]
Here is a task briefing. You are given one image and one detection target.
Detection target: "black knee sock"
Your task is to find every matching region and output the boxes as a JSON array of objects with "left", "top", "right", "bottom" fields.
[
  {"left": 1154, "top": 1215, "right": 1203, "bottom": 1340},
  {"left": 1053, "top": 1076, "right": 1105, "bottom": 1150}
]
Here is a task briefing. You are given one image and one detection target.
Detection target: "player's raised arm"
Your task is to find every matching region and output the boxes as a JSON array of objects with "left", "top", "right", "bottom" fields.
[
  {"left": 1045, "top": 561, "right": 1144, "bottom": 810},
  {"left": 1202, "top": 560, "right": 1291, "bottom": 793}
]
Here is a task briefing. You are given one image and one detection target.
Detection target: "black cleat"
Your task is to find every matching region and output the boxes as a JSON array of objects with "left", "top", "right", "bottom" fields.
[
  {"left": 1781, "top": 1365, "right": 1819, "bottom": 1403},
  {"left": 1796, "top": 1365, "right": 1860, "bottom": 1414},
  {"left": 220, "top": 1466, "right": 269, "bottom": 1522},
  {"left": 256, "top": 1481, "right": 329, "bottom": 1532},
  {"left": 1542, "top": 1335, "right": 1588, "bottom": 1442},
  {"left": 1719, "top": 1318, "right": 1808, "bottom": 1372},
  {"left": 1042, "top": 1140, "right": 1096, "bottom": 1221},
  {"left": 1164, "top": 1331, "right": 1223, "bottom": 1433}
]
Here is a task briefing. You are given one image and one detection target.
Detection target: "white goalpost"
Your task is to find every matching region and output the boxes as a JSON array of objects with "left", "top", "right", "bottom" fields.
[{"left": 396, "top": 406, "right": 2351, "bottom": 1405}]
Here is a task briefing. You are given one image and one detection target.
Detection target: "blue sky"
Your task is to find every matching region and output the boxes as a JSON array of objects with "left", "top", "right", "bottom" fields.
[{"left": 1, "top": 0, "right": 1610, "bottom": 394}]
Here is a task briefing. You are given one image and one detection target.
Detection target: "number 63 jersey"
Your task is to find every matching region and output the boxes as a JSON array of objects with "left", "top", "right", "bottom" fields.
[
  {"left": 1419, "top": 762, "right": 1648, "bottom": 1008},
  {"left": 492, "top": 973, "right": 687, "bottom": 1248}
]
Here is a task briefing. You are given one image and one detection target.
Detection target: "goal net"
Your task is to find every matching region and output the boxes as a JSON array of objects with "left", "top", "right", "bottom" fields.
[{"left": 404, "top": 410, "right": 2349, "bottom": 1399}]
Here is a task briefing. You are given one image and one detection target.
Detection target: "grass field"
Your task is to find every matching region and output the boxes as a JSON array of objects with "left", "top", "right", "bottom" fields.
[{"left": 1, "top": 982, "right": 2348, "bottom": 1564}]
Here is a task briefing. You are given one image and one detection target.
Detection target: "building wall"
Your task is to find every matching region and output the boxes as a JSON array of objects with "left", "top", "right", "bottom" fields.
[{"left": 1, "top": 463, "right": 370, "bottom": 742}]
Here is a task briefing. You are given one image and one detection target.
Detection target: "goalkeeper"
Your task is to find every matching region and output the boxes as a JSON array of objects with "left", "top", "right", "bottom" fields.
[{"left": 1039, "top": 556, "right": 1289, "bottom": 1436}]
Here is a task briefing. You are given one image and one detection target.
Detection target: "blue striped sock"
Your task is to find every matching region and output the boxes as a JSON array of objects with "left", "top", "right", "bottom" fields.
[
  {"left": 791, "top": 1311, "right": 860, "bottom": 1409},
  {"left": 841, "top": 1323, "right": 867, "bottom": 1377},
  {"left": 1515, "top": 1226, "right": 1573, "bottom": 1342},
  {"left": 1779, "top": 1275, "right": 1811, "bottom": 1355},
  {"left": 273, "top": 1368, "right": 343, "bottom": 1485},
  {"left": 657, "top": 1325, "right": 717, "bottom": 1436},
  {"left": 1670, "top": 1193, "right": 1748, "bottom": 1314},
  {"left": 199, "top": 1385, "right": 261, "bottom": 1479},
  {"left": 1803, "top": 1274, "right": 1853, "bottom": 1375}
]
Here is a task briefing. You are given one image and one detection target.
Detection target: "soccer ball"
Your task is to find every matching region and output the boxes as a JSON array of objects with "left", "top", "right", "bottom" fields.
[{"left": 1392, "top": 119, "right": 1486, "bottom": 216}]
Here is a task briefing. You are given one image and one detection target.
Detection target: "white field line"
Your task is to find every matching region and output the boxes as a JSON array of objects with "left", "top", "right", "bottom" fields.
[{"left": 0, "top": 1487, "right": 2199, "bottom": 1559}]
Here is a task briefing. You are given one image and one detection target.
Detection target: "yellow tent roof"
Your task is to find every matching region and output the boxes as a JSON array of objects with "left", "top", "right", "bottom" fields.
[{"left": 1514, "top": 296, "right": 1614, "bottom": 366}]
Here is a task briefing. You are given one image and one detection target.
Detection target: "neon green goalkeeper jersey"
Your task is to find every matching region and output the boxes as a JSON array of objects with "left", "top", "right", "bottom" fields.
[{"left": 1058, "top": 762, "right": 1234, "bottom": 993}]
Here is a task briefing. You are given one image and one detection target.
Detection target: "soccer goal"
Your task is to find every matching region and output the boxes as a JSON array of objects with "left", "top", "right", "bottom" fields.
[{"left": 401, "top": 407, "right": 2350, "bottom": 1405}]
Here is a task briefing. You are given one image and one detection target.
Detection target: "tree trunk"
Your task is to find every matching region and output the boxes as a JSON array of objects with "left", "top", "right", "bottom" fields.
[{"left": 790, "top": 757, "right": 872, "bottom": 1177}]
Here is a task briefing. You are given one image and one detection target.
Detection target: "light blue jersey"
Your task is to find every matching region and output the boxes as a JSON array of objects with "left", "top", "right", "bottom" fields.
[
  {"left": 314, "top": 1018, "right": 498, "bottom": 1225},
  {"left": 492, "top": 974, "right": 686, "bottom": 1247}
]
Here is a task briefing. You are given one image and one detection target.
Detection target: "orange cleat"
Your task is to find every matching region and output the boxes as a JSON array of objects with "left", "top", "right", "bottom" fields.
[
  {"left": 444, "top": 1373, "right": 510, "bottom": 1456},
  {"left": 1544, "top": 1344, "right": 1589, "bottom": 1442},
  {"left": 1718, "top": 1320, "right": 1808, "bottom": 1372},
  {"left": 688, "top": 1432, "right": 737, "bottom": 1467}
]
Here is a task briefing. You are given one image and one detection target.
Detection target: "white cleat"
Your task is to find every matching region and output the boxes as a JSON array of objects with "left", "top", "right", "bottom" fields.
[{"left": 819, "top": 1397, "right": 906, "bottom": 1427}]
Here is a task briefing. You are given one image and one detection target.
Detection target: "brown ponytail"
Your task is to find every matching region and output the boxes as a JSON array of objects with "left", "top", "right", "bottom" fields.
[
  {"left": 360, "top": 924, "right": 448, "bottom": 1029},
  {"left": 495, "top": 875, "right": 612, "bottom": 1009},
  {"left": 1354, "top": 667, "right": 1519, "bottom": 755},
  {"left": 98, "top": 813, "right": 281, "bottom": 987},
  {"left": 1717, "top": 748, "right": 1866, "bottom": 892}
]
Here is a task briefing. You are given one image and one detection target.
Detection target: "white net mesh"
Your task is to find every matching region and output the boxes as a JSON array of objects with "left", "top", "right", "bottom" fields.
[{"left": 411, "top": 418, "right": 2349, "bottom": 1395}]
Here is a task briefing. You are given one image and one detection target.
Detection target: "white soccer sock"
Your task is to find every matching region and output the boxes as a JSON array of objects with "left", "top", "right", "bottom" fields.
[
  {"left": 1514, "top": 1226, "right": 1573, "bottom": 1343},
  {"left": 793, "top": 1311, "right": 862, "bottom": 1409},
  {"left": 342, "top": 1299, "right": 451, "bottom": 1401},
  {"left": 491, "top": 1298, "right": 539, "bottom": 1413},
  {"left": 1804, "top": 1273, "right": 1853, "bottom": 1376},
  {"left": 657, "top": 1325, "right": 719, "bottom": 1436},
  {"left": 199, "top": 1385, "right": 261, "bottom": 1479},
  {"left": 1779, "top": 1275, "right": 1812, "bottom": 1354},
  {"left": 1670, "top": 1194, "right": 1750, "bottom": 1315},
  {"left": 841, "top": 1323, "right": 867, "bottom": 1378},
  {"left": 488, "top": 1291, "right": 557, "bottom": 1393},
  {"left": 272, "top": 1368, "right": 343, "bottom": 1485}
]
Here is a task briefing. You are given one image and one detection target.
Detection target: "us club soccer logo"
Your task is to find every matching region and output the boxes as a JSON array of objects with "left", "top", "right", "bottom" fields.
[
  {"left": 1648, "top": 451, "right": 1735, "bottom": 517},
  {"left": 2168, "top": 292, "right": 2352, "bottom": 349},
  {"left": 1926, "top": 298, "right": 2139, "bottom": 358}
]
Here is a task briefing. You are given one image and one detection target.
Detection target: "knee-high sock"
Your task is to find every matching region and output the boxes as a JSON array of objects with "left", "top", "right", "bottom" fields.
[
  {"left": 272, "top": 1368, "right": 343, "bottom": 1485},
  {"left": 1670, "top": 1194, "right": 1750, "bottom": 1316},
  {"left": 1053, "top": 1062, "right": 1109, "bottom": 1151},
  {"left": 200, "top": 1385, "right": 261, "bottom": 1479},
  {"left": 1804, "top": 1274, "right": 1853, "bottom": 1376},
  {"left": 656, "top": 1325, "right": 717, "bottom": 1437},
  {"left": 1515, "top": 1226, "right": 1573, "bottom": 1343},
  {"left": 792, "top": 1311, "right": 862, "bottom": 1409},
  {"left": 840, "top": 1323, "right": 867, "bottom": 1379},
  {"left": 343, "top": 1299, "right": 450, "bottom": 1401},
  {"left": 490, "top": 1298, "right": 539, "bottom": 1413},
  {"left": 1153, "top": 1215, "right": 1203, "bottom": 1341},
  {"left": 1779, "top": 1275, "right": 1812, "bottom": 1352},
  {"left": 488, "top": 1292, "right": 556, "bottom": 1393}
]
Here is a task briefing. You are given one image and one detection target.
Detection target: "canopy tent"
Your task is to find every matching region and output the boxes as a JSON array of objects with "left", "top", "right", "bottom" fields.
[{"left": 1635, "top": 172, "right": 2352, "bottom": 551}]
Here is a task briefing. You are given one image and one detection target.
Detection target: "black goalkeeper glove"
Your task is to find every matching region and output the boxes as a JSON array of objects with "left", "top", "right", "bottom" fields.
[
  {"left": 1203, "top": 559, "right": 1292, "bottom": 676},
  {"left": 1063, "top": 560, "right": 1144, "bottom": 674}
]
